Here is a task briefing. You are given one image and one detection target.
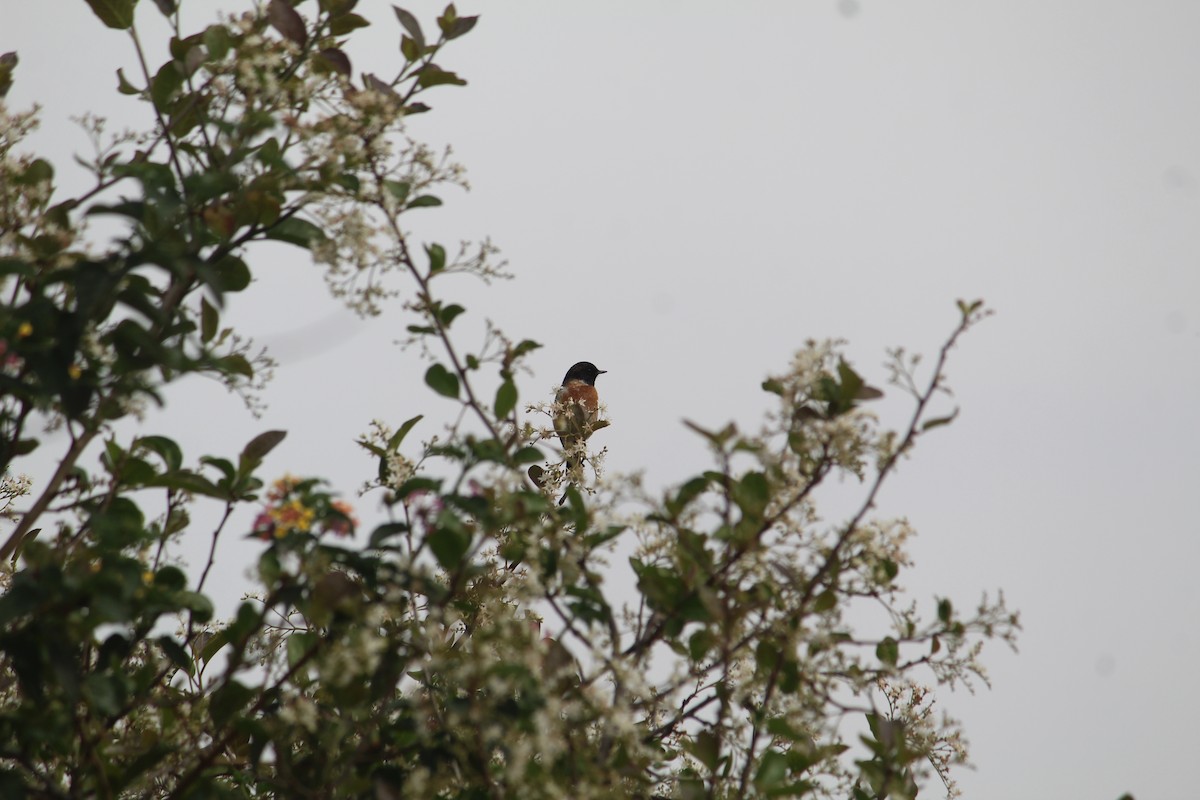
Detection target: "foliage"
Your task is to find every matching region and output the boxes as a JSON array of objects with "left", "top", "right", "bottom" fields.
[{"left": 0, "top": 2, "right": 1018, "bottom": 798}]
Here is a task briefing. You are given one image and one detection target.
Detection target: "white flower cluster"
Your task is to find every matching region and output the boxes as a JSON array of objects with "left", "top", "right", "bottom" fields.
[
  {"left": 0, "top": 471, "right": 32, "bottom": 519},
  {"left": 878, "top": 678, "right": 970, "bottom": 798},
  {"left": 317, "top": 604, "right": 390, "bottom": 687},
  {"left": 0, "top": 102, "right": 65, "bottom": 263},
  {"left": 357, "top": 419, "right": 417, "bottom": 496}
]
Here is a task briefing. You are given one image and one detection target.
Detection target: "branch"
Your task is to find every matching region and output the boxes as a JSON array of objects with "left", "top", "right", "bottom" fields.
[
  {"left": 0, "top": 429, "right": 99, "bottom": 561},
  {"left": 797, "top": 311, "right": 979, "bottom": 616}
]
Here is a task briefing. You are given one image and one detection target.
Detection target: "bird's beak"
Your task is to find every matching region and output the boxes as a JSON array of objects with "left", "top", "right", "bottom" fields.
[{"left": 598, "top": 369, "right": 608, "bottom": 374}]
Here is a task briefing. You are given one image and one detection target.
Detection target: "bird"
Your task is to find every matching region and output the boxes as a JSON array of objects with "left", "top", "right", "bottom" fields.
[{"left": 552, "top": 361, "right": 606, "bottom": 502}]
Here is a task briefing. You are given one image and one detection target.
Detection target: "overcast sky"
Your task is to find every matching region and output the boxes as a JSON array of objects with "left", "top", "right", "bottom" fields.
[{"left": 5, "top": 2, "right": 1199, "bottom": 798}]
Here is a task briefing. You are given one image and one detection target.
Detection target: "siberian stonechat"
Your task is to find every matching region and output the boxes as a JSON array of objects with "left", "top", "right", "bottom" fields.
[
  {"left": 527, "top": 361, "right": 607, "bottom": 500},
  {"left": 554, "top": 361, "right": 606, "bottom": 478}
]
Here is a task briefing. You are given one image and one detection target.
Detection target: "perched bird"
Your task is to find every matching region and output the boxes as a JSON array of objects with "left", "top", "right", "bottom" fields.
[{"left": 552, "top": 361, "right": 606, "bottom": 502}]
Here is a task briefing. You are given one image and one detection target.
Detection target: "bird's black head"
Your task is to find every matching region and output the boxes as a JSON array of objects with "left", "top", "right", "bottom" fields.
[{"left": 562, "top": 361, "right": 606, "bottom": 386}]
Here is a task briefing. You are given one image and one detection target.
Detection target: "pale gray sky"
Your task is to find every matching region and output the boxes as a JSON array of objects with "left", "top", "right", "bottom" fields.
[{"left": 5, "top": 2, "right": 1199, "bottom": 798}]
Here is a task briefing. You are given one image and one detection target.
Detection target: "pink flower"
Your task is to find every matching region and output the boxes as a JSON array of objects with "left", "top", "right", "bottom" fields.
[{"left": 252, "top": 511, "right": 275, "bottom": 540}]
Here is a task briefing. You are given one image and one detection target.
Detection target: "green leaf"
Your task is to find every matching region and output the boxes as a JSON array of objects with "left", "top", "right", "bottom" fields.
[
  {"left": 227, "top": 601, "right": 262, "bottom": 642},
  {"left": 258, "top": 549, "right": 283, "bottom": 591},
  {"left": 241, "top": 430, "right": 286, "bottom": 466},
  {"left": 394, "top": 476, "right": 441, "bottom": 500},
  {"left": 84, "top": 673, "right": 122, "bottom": 717},
  {"left": 116, "top": 67, "right": 140, "bottom": 95},
  {"left": 200, "top": 295, "right": 218, "bottom": 342},
  {"left": 0, "top": 52, "right": 16, "bottom": 100},
  {"left": 582, "top": 523, "right": 624, "bottom": 548},
  {"left": 184, "top": 171, "right": 239, "bottom": 202},
  {"left": 145, "top": 470, "right": 223, "bottom": 499},
  {"left": 200, "top": 456, "right": 235, "bottom": 483},
  {"left": 754, "top": 750, "right": 789, "bottom": 789},
  {"left": 84, "top": 0, "right": 136, "bottom": 29},
  {"left": 922, "top": 408, "right": 960, "bottom": 432},
  {"left": 438, "top": 303, "right": 465, "bottom": 327},
  {"left": 219, "top": 353, "right": 253, "bottom": 378},
  {"left": 494, "top": 378, "right": 517, "bottom": 418},
  {"left": 383, "top": 179, "right": 410, "bottom": 202},
  {"left": 329, "top": 12, "right": 370, "bottom": 34},
  {"left": 633, "top": 563, "right": 687, "bottom": 614},
  {"left": 755, "top": 640, "right": 780, "bottom": 676},
  {"left": 150, "top": 61, "right": 183, "bottom": 110},
  {"left": 156, "top": 636, "right": 195, "bottom": 675},
  {"left": 429, "top": 523, "right": 470, "bottom": 570},
  {"left": 176, "top": 591, "right": 214, "bottom": 623},
  {"left": 20, "top": 158, "right": 53, "bottom": 186},
  {"left": 265, "top": 216, "right": 325, "bottom": 248},
  {"left": 836, "top": 358, "right": 865, "bottom": 399},
  {"left": 203, "top": 25, "right": 231, "bottom": 60},
  {"left": 89, "top": 497, "right": 146, "bottom": 551},
  {"left": 136, "top": 435, "right": 183, "bottom": 472},
  {"left": 198, "top": 629, "right": 230, "bottom": 664},
  {"left": 667, "top": 476, "right": 710, "bottom": 516},
  {"left": 761, "top": 377, "right": 784, "bottom": 395},
  {"left": 210, "top": 680, "right": 255, "bottom": 728},
  {"left": 442, "top": 14, "right": 478, "bottom": 40},
  {"left": 876, "top": 637, "right": 899, "bottom": 667},
  {"left": 213, "top": 255, "right": 251, "bottom": 292},
  {"left": 388, "top": 414, "right": 423, "bottom": 449},
  {"left": 400, "top": 35, "right": 421, "bottom": 62},
  {"left": 153, "top": 565, "right": 187, "bottom": 590},
  {"left": 937, "top": 598, "right": 953, "bottom": 623},
  {"left": 732, "top": 471, "right": 769, "bottom": 519},
  {"left": 415, "top": 66, "right": 466, "bottom": 89},
  {"left": 957, "top": 298, "right": 984, "bottom": 317},
  {"left": 424, "top": 363, "right": 460, "bottom": 399},
  {"left": 513, "top": 446, "right": 542, "bottom": 465},
  {"left": 766, "top": 716, "right": 807, "bottom": 743},
  {"left": 369, "top": 522, "right": 408, "bottom": 547},
  {"left": 688, "top": 629, "right": 714, "bottom": 661},
  {"left": 684, "top": 730, "right": 720, "bottom": 772},
  {"left": 286, "top": 632, "right": 316, "bottom": 667},
  {"left": 425, "top": 242, "right": 446, "bottom": 273},
  {"left": 360, "top": 440, "right": 385, "bottom": 460},
  {"left": 512, "top": 339, "right": 541, "bottom": 359},
  {"left": 407, "top": 194, "right": 442, "bottom": 208},
  {"left": 683, "top": 418, "right": 738, "bottom": 447},
  {"left": 813, "top": 589, "right": 837, "bottom": 613}
]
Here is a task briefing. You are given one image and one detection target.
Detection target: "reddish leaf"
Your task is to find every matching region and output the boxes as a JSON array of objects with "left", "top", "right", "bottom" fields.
[
  {"left": 444, "top": 15, "right": 478, "bottom": 40},
  {"left": 392, "top": 5, "right": 425, "bottom": 49},
  {"left": 364, "top": 73, "right": 402, "bottom": 101},
  {"left": 267, "top": 0, "right": 307, "bottom": 45},
  {"left": 317, "top": 48, "right": 352, "bottom": 77}
]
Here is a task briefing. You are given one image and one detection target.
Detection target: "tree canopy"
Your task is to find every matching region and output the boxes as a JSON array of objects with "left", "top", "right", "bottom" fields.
[{"left": 0, "top": 2, "right": 1017, "bottom": 798}]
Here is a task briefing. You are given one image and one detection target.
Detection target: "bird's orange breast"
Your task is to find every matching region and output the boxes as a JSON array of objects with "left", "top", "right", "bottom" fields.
[{"left": 557, "top": 380, "right": 599, "bottom": 412}]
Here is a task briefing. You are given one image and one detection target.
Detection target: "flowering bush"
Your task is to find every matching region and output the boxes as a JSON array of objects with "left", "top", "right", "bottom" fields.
[
  {"left": 251, "top": 476, "right": 357, "bottom": 541},
  {"left": 0, "top": 2, "right": 1018, "bottom": 799}
]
